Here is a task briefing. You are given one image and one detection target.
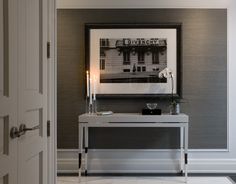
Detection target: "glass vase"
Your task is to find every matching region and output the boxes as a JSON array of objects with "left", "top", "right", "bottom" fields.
[{"left": 170, "top": 103, "right": 180, "bottom": 115}]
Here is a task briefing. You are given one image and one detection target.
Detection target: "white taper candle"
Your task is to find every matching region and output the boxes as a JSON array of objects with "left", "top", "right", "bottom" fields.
[
  {"left": 93, "top": 75, "right": 96, "bottom": 100},
  {"left": 86, "top": 71, "right": 89, "bottom": 97},
  {"left": 89, "top": 78, "right": 92, "bottom": 104}
]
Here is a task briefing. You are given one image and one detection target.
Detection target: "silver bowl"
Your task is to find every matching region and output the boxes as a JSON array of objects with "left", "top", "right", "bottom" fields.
[{"left": 146, "top": 103, "right": 157, "bottom": 110}]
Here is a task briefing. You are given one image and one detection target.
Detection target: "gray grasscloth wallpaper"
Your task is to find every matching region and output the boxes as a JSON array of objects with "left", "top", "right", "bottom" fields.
[{"left": 57, "top": 9, "right": 227, "bottom": 149}]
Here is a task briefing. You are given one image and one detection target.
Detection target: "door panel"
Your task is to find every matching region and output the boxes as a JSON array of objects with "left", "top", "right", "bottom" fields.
[
  {"left": 19, "top": 150, "right": 44, "bottom": 184},
  {"left": 0, "top": 175, "right": 9, "bottom": 184},
  {"left": 0, "top": 116, "right": 9, "bottom": 155},
  {"left": 0, "top": 0, "right": 3, "bottom": 96},
  {"left": 0, "top": 0, "right": 9, "bottom": 97},
  {"left": 25, "top": 0, "right": 41, "bottom": 91},
  {"left": 0, "top": 0, "right": 17, "bottom": 183},
  {"left": 0, "top": 118, "right": 4, "bottom": 155},
  {"left": 18, "top": 0, "right": 48, "bottom": 184},
  {"left": 23, "top": 152, "right": 43, "bottom": 184}
]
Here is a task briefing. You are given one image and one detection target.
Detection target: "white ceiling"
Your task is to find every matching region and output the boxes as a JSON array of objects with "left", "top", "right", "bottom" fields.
[{"left": 57, "top": 0, "right": 231, "bottom": 9}]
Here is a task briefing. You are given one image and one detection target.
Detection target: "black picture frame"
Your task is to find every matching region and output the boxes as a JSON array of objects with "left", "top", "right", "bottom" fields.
[{"left": 85, "top": 23, "right": 182, "bottom": 98}]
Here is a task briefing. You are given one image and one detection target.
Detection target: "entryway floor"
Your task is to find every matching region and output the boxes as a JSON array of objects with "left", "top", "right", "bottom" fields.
[{"left": 57, "top": 176, "right": 235, "bottom": 184}]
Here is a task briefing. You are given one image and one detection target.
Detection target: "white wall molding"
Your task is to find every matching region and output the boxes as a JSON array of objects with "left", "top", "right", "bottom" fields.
[
  {"left": 57, "top": 149, "right": 236, "bottom": 173},
  {"left": 57, "top": 0, "right": 230, "bottom": 9}
]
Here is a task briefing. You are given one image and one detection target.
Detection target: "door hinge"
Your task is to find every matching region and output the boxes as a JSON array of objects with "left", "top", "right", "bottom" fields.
[
  {"left": 47, "top": 120, "right": 50, "bottom": 137},
  {"left": 47, "top": 42, "right": 50, "bottom": 59}
]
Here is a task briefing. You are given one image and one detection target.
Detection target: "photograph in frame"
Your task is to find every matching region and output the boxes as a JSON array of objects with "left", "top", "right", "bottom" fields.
[{"left": 85, "top": 23, "right": 181, "bottom": 97}]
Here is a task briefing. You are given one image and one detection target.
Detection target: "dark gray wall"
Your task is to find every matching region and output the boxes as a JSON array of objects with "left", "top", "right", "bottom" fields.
[{"left": 57, "top": 9, "right": 227, "bottom": 149}]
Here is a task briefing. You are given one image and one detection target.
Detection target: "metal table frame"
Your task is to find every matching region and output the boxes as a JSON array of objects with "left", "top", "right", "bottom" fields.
[{"left": 78, "top": 113, "right": 189, "bottom": 182}]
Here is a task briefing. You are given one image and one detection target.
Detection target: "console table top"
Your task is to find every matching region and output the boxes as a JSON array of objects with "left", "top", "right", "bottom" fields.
[{"left": 78, "top": 113, "right": 189, "bottom": 123}]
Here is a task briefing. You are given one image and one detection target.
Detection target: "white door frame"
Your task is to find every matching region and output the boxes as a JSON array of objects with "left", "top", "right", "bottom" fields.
[{"left": 47, "top": 0, "right": 57, "bottom": 183}]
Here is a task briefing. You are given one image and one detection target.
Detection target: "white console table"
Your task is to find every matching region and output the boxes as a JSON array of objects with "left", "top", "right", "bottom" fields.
[{"left": 78, "top": 113, "right": 189, "bottom": 182}]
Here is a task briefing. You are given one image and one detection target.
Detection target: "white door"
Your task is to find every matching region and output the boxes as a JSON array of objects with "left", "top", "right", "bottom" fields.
[
  {"left": 17, "top": 0, "right": 48, "bottom": 184},
  {"left": 0, "top": 0, "right": 50, "bottom": 183},
  {"left": 0, "top": 0, "right": 18, "bottom": 183}
]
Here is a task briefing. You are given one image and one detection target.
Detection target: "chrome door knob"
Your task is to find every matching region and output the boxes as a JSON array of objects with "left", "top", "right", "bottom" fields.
[
  {"left": 10, "top": 127, "right": 20, "bottom": 139},
  {"left": 19, "top": 124, "right": 40, "bottom": 135}
]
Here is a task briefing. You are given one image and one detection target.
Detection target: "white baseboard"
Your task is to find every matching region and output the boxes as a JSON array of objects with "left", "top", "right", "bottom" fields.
[{"left": 57, "top": 149, "right": 236, "bottom": 174}]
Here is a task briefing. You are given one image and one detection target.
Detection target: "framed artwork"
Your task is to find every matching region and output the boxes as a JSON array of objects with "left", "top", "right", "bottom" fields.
[{"left": 85, "top": 23, "right": 182, "bottom": 97}]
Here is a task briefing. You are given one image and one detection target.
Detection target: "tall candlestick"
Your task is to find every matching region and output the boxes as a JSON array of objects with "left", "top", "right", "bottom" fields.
[
  {"left": 93, "top": 75, "right": 96, "bottom": 100},
  {"left": 86, "top": 71, "right": 89, "bottom": 97},
  {"left": 89, "top": 78, "right": 92, "bottom": 105}
]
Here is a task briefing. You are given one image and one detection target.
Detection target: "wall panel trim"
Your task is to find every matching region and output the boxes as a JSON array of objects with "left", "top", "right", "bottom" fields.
[{"left": 57, "top": 149, "right": 236, "bottom": 173}]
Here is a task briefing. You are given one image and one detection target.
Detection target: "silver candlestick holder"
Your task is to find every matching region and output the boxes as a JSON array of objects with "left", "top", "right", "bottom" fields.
[
  {"left": 86, "top": 96, "right": 93, "bottom": 114},
  {"left": 92, "top": 99, "right": 97, "bottom": 114}
]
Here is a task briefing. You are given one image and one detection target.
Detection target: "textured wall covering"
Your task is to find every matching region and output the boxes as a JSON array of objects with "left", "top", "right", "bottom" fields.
[{"left": 57, "top": 9, "right": 227, "bottom": 149}]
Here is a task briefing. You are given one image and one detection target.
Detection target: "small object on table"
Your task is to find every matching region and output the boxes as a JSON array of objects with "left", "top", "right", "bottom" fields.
[
  {"left": 142, "top": 103, "right": 162, "bottom": 115},
  {"left": 170, "top": 102, "right": 180, "bottom": 115},
  {"left": 142, "top": 108, "right": 162, "bottom": 115},
  {"left": 146, "top": 103, "right": 157, "bottom": 110},
  {"left": 96, "top": 111, "right": 113, "bottom": 116}
]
